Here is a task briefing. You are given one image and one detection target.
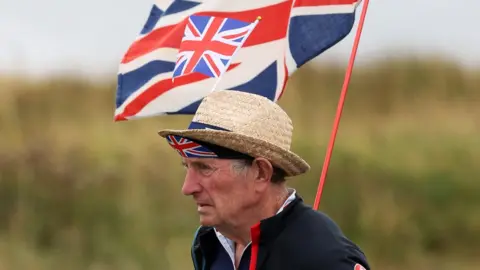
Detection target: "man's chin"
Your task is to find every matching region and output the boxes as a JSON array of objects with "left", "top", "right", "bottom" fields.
[{"left": 198, "top": 214, "right": 218, "bottom": 227}]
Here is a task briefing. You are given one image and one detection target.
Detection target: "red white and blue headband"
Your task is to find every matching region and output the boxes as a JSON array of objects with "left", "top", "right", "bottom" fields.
[{"left": 165, "top": 121, "right": 253, "bottom": 159}]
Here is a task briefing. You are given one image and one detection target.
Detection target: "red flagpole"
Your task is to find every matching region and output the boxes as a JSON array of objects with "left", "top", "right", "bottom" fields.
[{"left": 313, "top": 0, "right": 370, "bottom": 211}]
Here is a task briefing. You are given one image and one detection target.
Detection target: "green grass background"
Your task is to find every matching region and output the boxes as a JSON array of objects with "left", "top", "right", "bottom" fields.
[{"left": 0, "top": 57, "right": 478, "bottom": 269}]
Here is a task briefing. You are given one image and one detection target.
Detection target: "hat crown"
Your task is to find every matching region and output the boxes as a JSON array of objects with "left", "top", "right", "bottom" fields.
[{"left": 192, "top": 90, "right": 293, "bottom": 150}]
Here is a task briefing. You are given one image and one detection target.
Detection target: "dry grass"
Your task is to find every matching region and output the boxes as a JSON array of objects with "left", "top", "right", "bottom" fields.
[{"left": 0, "top": 57, "right": 478, "bottom": 269}]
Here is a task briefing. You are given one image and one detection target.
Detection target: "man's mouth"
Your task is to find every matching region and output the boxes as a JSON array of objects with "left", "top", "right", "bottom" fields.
[{"left": 197, "top": 203, "right": 210, "bottom": 207}]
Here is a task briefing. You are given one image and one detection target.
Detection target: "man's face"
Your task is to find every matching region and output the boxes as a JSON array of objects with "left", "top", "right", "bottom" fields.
[{"left": 180, "top": 157, "right": 258, "bottom": 228}]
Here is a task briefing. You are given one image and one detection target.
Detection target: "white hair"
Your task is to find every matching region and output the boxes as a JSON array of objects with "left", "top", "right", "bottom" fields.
[
  {"left": 230, "top": 159, "right": 251, "bottom": 175},
  {"left": 229, "top": 159, "right": 287, "bottom": 183}
]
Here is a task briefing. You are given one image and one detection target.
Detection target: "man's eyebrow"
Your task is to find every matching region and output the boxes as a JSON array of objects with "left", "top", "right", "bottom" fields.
[
  {"left": 191, "top": 160, "right": 208, "bottom": 166},
  {"left": 183, "top": 160, "right": 215, "bottom": 167}
]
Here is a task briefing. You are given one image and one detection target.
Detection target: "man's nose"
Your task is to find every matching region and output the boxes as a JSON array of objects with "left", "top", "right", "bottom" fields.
[{"left": 181, "top": 168, "right": 202, "bottom": 196}]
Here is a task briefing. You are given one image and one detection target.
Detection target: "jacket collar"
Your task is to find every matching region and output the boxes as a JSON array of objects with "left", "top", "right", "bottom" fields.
[{"left": 253, "top": 193, "right": 308, "bottom": 268}]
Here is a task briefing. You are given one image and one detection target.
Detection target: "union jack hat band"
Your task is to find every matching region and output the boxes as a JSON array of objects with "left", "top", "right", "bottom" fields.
[{"left": 166, "top": 121, "right": 254, "bottom": 159}]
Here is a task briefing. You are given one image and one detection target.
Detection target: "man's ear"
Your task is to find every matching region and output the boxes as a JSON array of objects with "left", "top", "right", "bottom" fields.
[{"left": 252, "top": 157, "right": 274, "bottom": 184}]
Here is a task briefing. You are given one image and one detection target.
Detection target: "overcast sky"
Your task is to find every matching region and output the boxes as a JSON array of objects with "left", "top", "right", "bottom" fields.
[{"left": 0, "top": 0, "right": 478, "bottom": 77}]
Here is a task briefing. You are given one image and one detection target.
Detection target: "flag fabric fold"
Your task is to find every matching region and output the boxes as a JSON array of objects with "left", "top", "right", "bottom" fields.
[{"left": 115, "top": 0, "right": 361, "bottom": 121}]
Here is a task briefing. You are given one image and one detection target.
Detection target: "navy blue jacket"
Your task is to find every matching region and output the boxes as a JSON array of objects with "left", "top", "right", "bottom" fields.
[{"left": 190, "top": 194, "right": 370, "bottom": 270}]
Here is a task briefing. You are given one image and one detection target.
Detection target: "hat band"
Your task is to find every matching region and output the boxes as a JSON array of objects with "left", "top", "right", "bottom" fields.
[
  {"left": 165, "top": 122, "right": 253, "bottom": 160},
  {"left": 166, "top": 134, "right": 253, "bottom": 160},
  {"left": 166, "top": 135, "right": 219, "bottom": 158},
  {"left": 187, "top": 121, "right": 230, "bottom": 131}
]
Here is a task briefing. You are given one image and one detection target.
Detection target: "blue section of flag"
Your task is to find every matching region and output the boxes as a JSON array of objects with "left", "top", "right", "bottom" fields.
[
  {"left": 288, "top": 13, "right": 356, "bottom": 68},
  {"left": 230, "top": 61, "right": 278, "bottom": 101},
  {"left": 140, "top": 1, "right": 202, "bottom": 35},
  {"left": 165, "top": 0, "right": 201, "bottom": 15},
  {"left": 172, "top": 60, "right": 187, "bottom": 78},
  {"left": 140, "top": 5, "right": 164, "bottom": 35},
  {"left": 194, "top": 59, "right": 216, "bottom": 78},
  {"left": 117, "top": 60, "right": 175, "bottom": 107},
  {"left": 188, "top": 15, "right": 211, "bottom": 34}
]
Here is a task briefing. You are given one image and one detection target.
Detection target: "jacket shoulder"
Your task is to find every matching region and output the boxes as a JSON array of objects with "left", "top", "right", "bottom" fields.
[{"left": 281, "top": 204, "right": 370, "bottom": 269}]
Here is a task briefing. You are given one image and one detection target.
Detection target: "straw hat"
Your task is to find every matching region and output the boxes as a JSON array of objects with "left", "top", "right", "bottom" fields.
[{"left": 158, "top": 90, "right": 310, "bottom": 176}]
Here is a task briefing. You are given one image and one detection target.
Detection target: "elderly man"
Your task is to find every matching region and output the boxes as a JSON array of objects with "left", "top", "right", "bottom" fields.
[{"left": 158, "top": 90, "right": 370, "bottom": 270}]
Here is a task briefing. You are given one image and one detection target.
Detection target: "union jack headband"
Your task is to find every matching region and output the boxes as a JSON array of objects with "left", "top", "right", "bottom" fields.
[
  {"left": 166, "top": 135, "right": 218, "bottom": 158},
  {"left": 165, "top": 122, "right": 253, "bottom": 159}
]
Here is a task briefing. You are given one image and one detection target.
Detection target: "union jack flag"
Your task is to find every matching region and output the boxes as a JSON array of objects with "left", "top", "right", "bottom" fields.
[
  {"left": 173, "top": 15, "right": 258, "bottom": 79},
  {"left": 115, "top": 0, "right": 361, "bottom": 121},
  {"left": 166, "top": 135, "right": 218, "bottom": 158}
]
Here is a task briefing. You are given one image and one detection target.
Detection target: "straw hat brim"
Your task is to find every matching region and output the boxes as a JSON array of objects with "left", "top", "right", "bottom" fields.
[{"left": 158, "top": 129, "right": 310, "bottom": 177}]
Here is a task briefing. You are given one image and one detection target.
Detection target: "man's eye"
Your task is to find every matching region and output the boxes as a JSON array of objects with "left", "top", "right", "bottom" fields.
[
  {"left": 197, "top": 164, "right": 216, "bottom": 175},
  {"left": 198, "top": 164, "right": 211, "bottom": 170}
]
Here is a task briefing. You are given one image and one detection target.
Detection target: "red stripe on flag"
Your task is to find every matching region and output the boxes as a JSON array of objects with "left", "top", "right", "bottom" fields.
[
  {"left": 223, "top": 30, "right": 249, "bottom": 40},
  {"left": 122, "top": 24, "right": 183, "bottom": 64},
  {"left": 115, "top": 63, "right": 241, "bottom": 120},
  {"left": 187, "top": 20, "right": 202, "bottom": 37},
  {"left": 121, "top": 1, "right": 292, "bottom": 64},
  {"left": 293, "top": 0, "right": 357, "bottom": 7},
  {"left": 204, "top": 54, "right": 221, "bottom": 77}
]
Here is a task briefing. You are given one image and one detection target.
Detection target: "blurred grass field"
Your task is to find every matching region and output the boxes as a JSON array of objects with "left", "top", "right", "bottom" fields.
[{"left": 0, "top": 57, "right": 479, "bottom": 270}]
